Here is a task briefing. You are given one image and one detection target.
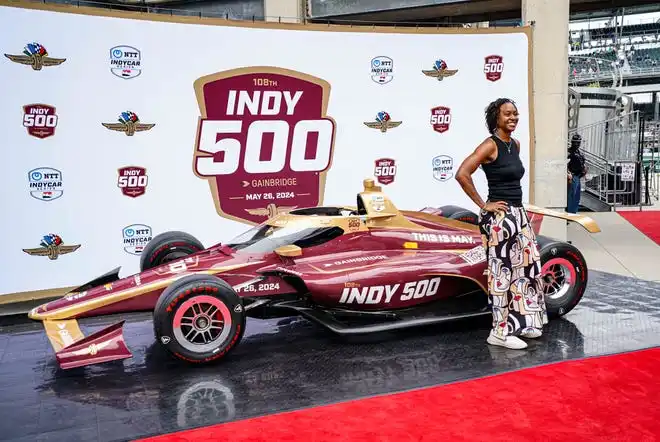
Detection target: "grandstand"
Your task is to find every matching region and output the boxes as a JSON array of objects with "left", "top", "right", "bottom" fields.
[
  {"left": 565, "top": 12, "right": 660, "bottom": 212},
  {"left": 568, "top": 14, "right": 660, "bottom": 86}
]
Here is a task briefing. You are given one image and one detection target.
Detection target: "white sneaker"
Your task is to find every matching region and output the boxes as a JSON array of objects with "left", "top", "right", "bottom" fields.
[
  {"left": 521, "top": 328, "right": 543, "bottom": 339},
  {"left": 486, "top": 330, "right": 528, "bottom": 349}
]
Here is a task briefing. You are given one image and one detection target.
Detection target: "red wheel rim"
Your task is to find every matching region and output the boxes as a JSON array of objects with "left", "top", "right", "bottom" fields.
[
  {"left": 172, "top": 294, "right": 232, "bottom": 353},
  {"left": 541, "top": 257, "right": 576, "bottom": 300}
]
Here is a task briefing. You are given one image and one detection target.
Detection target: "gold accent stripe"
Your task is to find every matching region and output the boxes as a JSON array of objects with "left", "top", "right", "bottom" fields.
[{"left": 30, "top": 263, "right": 254, "bottom": 320}]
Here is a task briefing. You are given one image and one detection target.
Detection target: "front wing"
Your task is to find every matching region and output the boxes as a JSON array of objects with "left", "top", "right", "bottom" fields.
[{"left": 43, "top": 319, "right": 131, "bottom": 369}]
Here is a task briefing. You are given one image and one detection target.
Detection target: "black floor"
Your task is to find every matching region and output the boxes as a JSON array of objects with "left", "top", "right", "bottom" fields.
[{"left": 1, "top": 270, "right": 660, "bottom": 442}]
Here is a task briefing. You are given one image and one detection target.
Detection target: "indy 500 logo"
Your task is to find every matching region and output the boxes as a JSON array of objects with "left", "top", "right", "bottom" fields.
[
  {"left": 117, "top": 166, "right": 148, "bottom": 198},
  {"left": 484, "top": 55, "right": 504, "bottom": 82},
  {"left": 192, "top": 67, "right": 337, "bottom": 225},
  {"left": 23, "top": 104, "right": 58, "bottom": 139}
]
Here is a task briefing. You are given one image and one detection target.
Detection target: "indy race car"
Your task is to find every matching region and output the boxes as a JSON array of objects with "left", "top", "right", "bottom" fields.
[{"left": 28, "top": 178, "right": 600, "bottom": 369}]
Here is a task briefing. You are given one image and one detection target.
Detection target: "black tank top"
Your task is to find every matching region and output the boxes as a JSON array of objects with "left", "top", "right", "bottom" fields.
[{"left": 481, "top": 135, "right": 524, "bottom": 206}]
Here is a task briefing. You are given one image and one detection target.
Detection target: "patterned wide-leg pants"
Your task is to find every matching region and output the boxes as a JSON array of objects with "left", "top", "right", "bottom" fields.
[{"left": 478, "top": 205, "right": 549, "bottom": 338}]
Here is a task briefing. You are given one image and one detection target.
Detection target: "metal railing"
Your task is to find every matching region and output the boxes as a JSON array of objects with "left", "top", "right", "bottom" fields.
[
  {"left": 569, "top": 65, "right": 660, "bottom": 84},
  {"left": 567, "top": 111, "right": 658, "bottom": 210},
  {"left": 579, "top": 150, "right": 652, "bottom": 209},
  {"left": 570, "top": 112, "right": 640, "bottom": 162},
  {"left": 569, "top": 29, "right": 660, "bottom": 52},
  {"left": 641, "top": 120, "right": 660, "bottom": 204}
]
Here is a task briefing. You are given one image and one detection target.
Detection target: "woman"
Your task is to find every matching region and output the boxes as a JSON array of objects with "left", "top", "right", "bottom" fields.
[
  {"left": 455, "top": 98, "right": 548, "bottom": 350},
  {"left": 567, "top": 133, "right": 587, "bottom": 213}
]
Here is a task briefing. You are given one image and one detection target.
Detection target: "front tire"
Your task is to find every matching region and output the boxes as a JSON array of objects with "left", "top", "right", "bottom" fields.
[
  {"left": 140, "top": 231, "right": 204, "bottom": 272},
  {"left": 153, "top": 274, "right": 246, "bottom": 364},
  {"left": 537, "top": 236, "right": 588, "bottom": 319}
]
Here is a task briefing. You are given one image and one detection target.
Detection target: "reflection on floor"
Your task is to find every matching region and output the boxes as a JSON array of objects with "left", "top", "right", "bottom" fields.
[{"left": 0, "top": 270, "right": 659, "bottom": 442}]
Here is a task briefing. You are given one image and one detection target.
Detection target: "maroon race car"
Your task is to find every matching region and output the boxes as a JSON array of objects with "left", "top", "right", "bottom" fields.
[{"left": 28, "top": 178, "right": 600, "bottom": 369}]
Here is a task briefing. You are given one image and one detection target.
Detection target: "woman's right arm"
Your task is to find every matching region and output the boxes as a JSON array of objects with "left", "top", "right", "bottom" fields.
[{"left": 455, "top": 139, "right": 507, "bottom": 214}]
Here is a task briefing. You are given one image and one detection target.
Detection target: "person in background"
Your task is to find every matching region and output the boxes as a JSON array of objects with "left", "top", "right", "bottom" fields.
[
  {"left": 567, "top": 134, "right": 587, "bottom": 214},
  {"left": 455, "top": 98, "right": 547, "bottom": 350}
]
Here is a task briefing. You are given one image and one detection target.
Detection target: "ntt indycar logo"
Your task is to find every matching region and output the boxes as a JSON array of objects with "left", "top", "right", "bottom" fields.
[
  {"left": 122, "top": 224, "right": 152, "bottom": 255},
  {"left": 370, "top": 56, "right": 393, "bottom": 84},
  {"left": 110, "top": 46, "right": 141, "bottom": 79},
  {"left": 28, "top": 167, "right": 63, "bottom": 201}
]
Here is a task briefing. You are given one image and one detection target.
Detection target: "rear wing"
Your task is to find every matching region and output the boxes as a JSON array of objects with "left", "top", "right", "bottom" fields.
[{"left": 524, "top": 204, "right": 601, "bottom": 233}]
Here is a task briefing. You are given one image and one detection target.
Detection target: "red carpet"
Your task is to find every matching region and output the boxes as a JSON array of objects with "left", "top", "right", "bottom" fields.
[
  {"left": 140, "top": 348, "right": 660, "bottom": 442},
  {"left": 618, "top": 211, "right": 660, "bottom": 245}
]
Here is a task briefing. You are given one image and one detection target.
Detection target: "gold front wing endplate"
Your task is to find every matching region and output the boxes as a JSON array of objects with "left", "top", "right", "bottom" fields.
[{"left": 43, "top": 319, "right": 85, "bottom": 352}]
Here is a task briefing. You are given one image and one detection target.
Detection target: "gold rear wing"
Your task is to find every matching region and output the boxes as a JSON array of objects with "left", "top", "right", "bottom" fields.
[{"left": 524, "top": 204, "right": 601, "bottom": 233}]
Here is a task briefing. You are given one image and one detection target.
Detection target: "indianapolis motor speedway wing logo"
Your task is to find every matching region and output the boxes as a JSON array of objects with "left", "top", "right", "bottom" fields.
[
  {"left": 102, "top": 111, "right": 155, "bottom": 136},
  {"left": 23, "top": 234, "right": 80, "bottom": 260},
  {"left": 4, "top": 42, "right": 66, "bottom": 70},
  {"left": 421, "top": 59, "right": 458, "bottom": 81},
  {"left": 192, "top": 66, "right": 337, "bottom": 225},
  {"left": 363, "top": 111, "right": 402, "bottom": 133}
]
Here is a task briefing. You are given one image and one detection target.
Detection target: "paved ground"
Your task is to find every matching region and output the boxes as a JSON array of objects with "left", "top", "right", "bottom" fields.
[
  {"left": 0, "top": 269, "right": 659, "bottom": 442},
  {"left": 568, "top": 211, "right": 660, "bottom": 281}
]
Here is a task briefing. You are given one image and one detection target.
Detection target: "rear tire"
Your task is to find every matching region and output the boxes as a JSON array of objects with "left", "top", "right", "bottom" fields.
[
  {"left": 153, "top": 274, "right": 246, "bottom": 364},
  {"left": 140, "top": 231, "right": 204, "bottom": 272},
  {"left": 536, "top": 236, "right": 588, "bottom": 319},
  {"left": 437, "top": 205, "right": 479, "bottom": 225}
]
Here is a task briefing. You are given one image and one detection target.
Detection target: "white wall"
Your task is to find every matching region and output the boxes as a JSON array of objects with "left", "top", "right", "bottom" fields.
[{"left": 0, "top": 3, "right": 533, "bottom": 296}]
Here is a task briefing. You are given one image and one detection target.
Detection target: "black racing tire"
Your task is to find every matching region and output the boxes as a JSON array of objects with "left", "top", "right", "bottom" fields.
[
  {"left": 536, "top": 235, "right": 588, "bottom": 319},
  {"left": 437, "top": 205, "right": 479, "bottom": 225},
  {"left": 140, "top": 231, "right": 204, "bottom": 272},
  {"left": 153, "top": 274, "right": 246, "bottom": 365}
]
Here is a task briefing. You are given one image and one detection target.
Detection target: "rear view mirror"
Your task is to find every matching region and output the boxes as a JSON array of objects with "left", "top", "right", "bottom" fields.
[{"left": 274, "top": 245, "right": 302, "bottom": 257}]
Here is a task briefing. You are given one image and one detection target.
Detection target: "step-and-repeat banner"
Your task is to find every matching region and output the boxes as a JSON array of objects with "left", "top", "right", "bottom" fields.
[{"left": 0, "top": 2, "right": 533, "bottom": 296}]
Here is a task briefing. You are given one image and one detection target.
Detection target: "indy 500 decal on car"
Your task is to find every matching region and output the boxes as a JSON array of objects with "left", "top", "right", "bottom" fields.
[
  {"left": 339, "top": 277, "right": 442, "bottom": 305},
  {"left": 192, "top": 67, "right": 337, "bottom": 225}
]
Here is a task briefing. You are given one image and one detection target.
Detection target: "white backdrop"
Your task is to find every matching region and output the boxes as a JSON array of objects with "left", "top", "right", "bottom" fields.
[{"left": 0, "top": 3, "right": 532, "bottom": 296}]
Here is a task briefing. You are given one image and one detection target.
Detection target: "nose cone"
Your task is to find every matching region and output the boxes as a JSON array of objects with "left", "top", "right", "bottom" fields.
[
  {"left": 28, "top": 302, "right": 51, "bottom": 320},
  {"left": 28, "top": 306, "right": 41, "bottom": 319},
  {"left": 27, "top": 291, "right": 86, "bottom": 321}
]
